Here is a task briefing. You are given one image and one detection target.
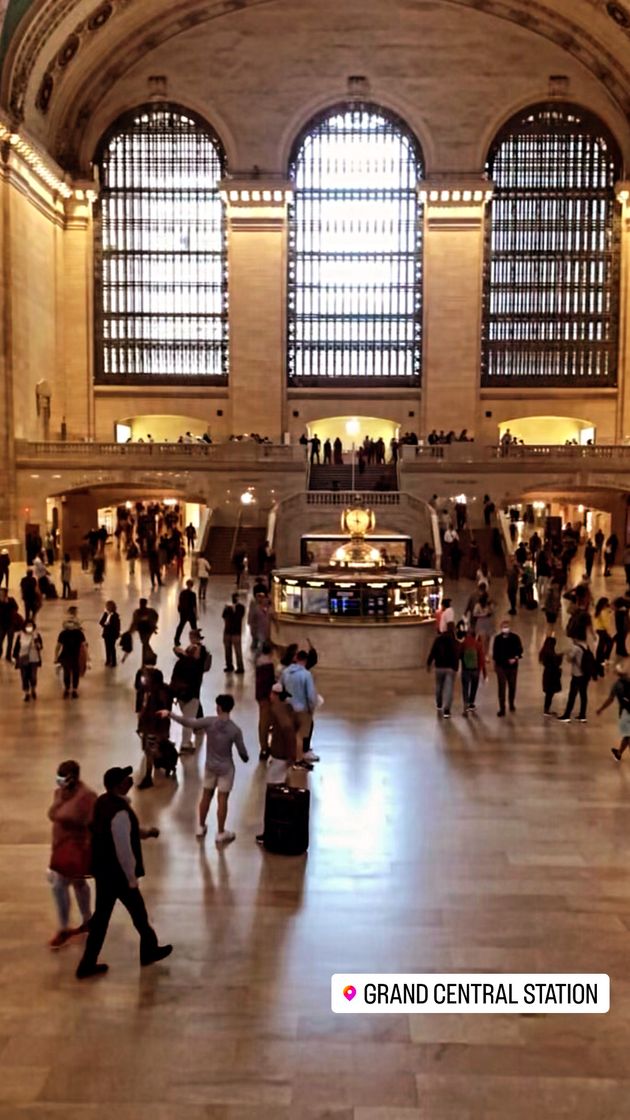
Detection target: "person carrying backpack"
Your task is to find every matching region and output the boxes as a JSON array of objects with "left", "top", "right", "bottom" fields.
[
  {"left": 459, "top": 627, "right": 486, "bottom": 715},
  {"left": 597, "top": 661, "right": 630, "bottom": 761},
  {"left": 557, "top": 638, "right": 596, "bottom": 723}
]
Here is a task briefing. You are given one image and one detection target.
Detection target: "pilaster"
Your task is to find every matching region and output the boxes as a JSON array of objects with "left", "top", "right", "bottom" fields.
[
  {"left": 60, "top": 186, "right": 95, "bottom": 440},
  {"left": 220, "top": 178, "right": 292, "bottom": 441},
  {"left": 615, "top": 182, "right": 630, "bottom": 441},
  {"left": 420, "top": 176, "right": 492, "bottom": 439}
]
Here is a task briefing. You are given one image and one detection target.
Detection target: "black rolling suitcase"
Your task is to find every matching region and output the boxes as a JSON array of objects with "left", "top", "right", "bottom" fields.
[{"left": 263, "top": 785, "right": 310, "bottom": 855}]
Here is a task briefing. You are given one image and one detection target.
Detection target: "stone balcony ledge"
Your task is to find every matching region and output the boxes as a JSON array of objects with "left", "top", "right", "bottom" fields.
[
  {"left": 401, "top": 443, "right": 630, "bottom": 469},
  {"left": 14, "top": 440, "right": 307, "bottom": 469}
]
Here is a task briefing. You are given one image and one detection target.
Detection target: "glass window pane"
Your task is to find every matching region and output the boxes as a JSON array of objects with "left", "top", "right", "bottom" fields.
[
  {"left": 287, "top": 105, "right": 423, "bottom": 385},
  {"left": 95, "top": 106, "right": 228, "bottom": 383},
  {"left": 482, "top": 103, "right": 620, "bottom": 387}
]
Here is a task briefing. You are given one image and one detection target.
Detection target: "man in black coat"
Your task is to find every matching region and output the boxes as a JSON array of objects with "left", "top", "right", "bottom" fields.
[
  {"left": 174, "top": 579, "right": 198, "bottom": 645},
  {"left": 0, "top": 588, "right": 19, "bottom": 660},
  {"left": 491, "top": 620, "right": 524, "bottom": 717},
  {"left": 20, "top": 569, "right": 39, "bottom": 621},
  {"left": 99, "top": 600, "right": 121, "bottom": 667},
  {"left": 76, "top": 766, "right": 171, "bottom": 979},
  {"left": 169, "top": 630, "right": 210, "bottom": 751}
]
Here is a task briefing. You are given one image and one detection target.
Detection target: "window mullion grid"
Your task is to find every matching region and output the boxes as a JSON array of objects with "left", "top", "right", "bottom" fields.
[
  {"left": 288, "top": 105, "right": 422, "bottom": 385},
  {"left": 482, "top": 105, "right": 619, "bottom": 387},
  {"left": 96, "top": 106, "right": 226, "bottom": 384}
]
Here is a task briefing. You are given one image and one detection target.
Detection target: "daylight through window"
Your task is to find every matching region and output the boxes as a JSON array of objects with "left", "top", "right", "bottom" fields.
[
  {"left": 482, "top": 103, "right": 621, "bottom": 386},
  {"left": 287, "top": 105, "right": 423, "bottom": 385},
  {"left": 94, "top": 105, "right": 227, "bottom": 383}
]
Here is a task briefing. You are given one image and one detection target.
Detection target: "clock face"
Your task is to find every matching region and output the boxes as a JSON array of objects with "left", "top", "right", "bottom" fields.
[{"left": 344, "top": 507, "right": 371, "bottom": 535}]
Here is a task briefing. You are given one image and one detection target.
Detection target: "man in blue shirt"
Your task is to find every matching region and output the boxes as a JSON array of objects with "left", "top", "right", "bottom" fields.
[{"left": 281, "top": 650, "right": 319, "bottom": 766}]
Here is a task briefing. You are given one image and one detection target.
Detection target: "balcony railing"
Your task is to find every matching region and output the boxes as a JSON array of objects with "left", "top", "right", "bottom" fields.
[
  {"left": 402, "top": 443, "right": 630, "bottom": 464},
  {"left": 306, "top": 491, "right": 400, "bottom": 505},
  {"left": 14, "top": 439, "right": 630, "bottom": 471},
  {"left": 14, "top": 440, "right": 306, "bottom": 465}
]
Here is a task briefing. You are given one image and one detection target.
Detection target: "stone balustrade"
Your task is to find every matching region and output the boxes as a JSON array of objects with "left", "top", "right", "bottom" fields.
[
  {"left": 14, "top": 439, "right": 306, "bottom": 467},
  {"left": 402, "top": 443, "right": 630, "bottom": 466},
  {"left": 306, "top": 491, "right": 401, "bottom": 505}
]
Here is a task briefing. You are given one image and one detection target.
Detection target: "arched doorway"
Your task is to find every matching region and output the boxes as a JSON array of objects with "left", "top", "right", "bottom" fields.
[
  {"left": 499, "top": 416, "right": 595, "bottom": 446},
  {"left": 114, "top": 415, "right": 212, "bottom": 443},
  {"left": 306, "top": 416, "right": 399, "bottom": 451}
]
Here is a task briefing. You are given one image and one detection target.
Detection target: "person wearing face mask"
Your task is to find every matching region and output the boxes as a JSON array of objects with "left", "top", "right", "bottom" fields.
[
  {"left": 491, "top": 619, "right": 524, "bottom": 717},
  {"left": 76, "top": 766, "right": 171, "bottom": 979},
  {"left": 13, "top": 619, "right": 43, "bottom": 701},
  {"left": 47, "top": 760, "right": 97, "bottom": 948}
]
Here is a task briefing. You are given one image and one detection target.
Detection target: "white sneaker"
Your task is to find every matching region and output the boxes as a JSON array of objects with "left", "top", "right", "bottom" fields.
[
  {"left": 216, "top": 830, "right": 235, "bottom": 845},
  {"left": 195, "top": 824, "right": 207, "bottom": 838},
  {"left": 302, "top": 750, "right": 320, "bottom": 762}
]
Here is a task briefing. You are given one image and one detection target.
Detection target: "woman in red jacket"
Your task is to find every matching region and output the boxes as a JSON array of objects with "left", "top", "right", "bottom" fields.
[{"left": 47, "top": 760, "right": 97, "bottom": 948}]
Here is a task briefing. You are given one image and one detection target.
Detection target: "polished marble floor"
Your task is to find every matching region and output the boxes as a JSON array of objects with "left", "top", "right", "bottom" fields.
[{"left": 1, "top": 550, "right": 630, "bottom": 1119}]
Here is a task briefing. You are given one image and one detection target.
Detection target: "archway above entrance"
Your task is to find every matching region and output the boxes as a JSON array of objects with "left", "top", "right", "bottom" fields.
[
  {"left": 306, "top": 416, "right": 399, "bottom": 451},
  {"left": 115, "top": 415, "right": 211, "bottom": 443},
  {"left": 499, "top": 416, "right": 595, "bottom": 446}
]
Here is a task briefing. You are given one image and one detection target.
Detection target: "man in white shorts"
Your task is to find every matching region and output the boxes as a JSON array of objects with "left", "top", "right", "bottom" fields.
[{"left": 165, "top": 694, "right": 249, "bottom": 844}]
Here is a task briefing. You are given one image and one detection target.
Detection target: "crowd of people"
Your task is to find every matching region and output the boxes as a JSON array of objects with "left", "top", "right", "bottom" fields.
[
  {"left": 306, "top": 430, "right": 424, "bottom": 466},
  {"left": 426, "top": 519, "right": 630, "bottom": 756},
  {"left": 5, "top": 496, "right": 630, "bottom": 985},
  {"left": 124, "top": 430, "right": 213, "bottom": 445}
]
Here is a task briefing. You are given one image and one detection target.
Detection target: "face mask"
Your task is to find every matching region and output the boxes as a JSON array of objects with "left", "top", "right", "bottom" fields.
[
  {"left": 56, "top": 774, "right": 72, "bottom": 786},
  {"left": 501, "top": 627, "right": 510, "bottom": 634},
  {"left": 25, "top": 627, "right": 34, "bottom": 635}
]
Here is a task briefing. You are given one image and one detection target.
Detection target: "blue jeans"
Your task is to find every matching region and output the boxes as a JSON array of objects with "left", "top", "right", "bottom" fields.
[
  {"left": 434, "top": 668, "right": 455, "bottom": 713},
  {"left": 48, "top": 870, "right": 91, "bottom": 930}
]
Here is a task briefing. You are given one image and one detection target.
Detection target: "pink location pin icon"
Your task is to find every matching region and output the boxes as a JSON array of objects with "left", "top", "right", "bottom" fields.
[{"left": 343, "top": 984, "right": 357, "bottom": 1001}]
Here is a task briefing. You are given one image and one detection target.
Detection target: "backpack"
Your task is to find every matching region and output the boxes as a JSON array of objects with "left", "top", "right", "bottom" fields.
[
  {"left": 462, "top": 641, "right": 479, "bottom": 670},
  {"left": 152, "top": 738, "right": 178, "bottom": 778},
  {"left": 579, "top": 647, "right": 597, "bottom": 681}
]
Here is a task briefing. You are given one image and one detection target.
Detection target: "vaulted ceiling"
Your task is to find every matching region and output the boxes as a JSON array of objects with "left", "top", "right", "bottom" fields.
[{"left": 2, "top": 0, "right": 630, "bottom": 172}]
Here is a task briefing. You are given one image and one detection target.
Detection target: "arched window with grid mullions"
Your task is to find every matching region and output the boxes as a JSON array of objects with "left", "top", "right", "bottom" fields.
[
  {"left": 482, "top": 103, "right": 622, "bottom": 386},
  {"left": 287, "top": 104, "right": 424, "bottom": 385},
  {"left": 94, "top": 105, "right": 228, "bottom": 384}
]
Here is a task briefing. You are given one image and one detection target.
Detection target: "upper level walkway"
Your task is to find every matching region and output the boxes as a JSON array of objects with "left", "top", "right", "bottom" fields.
[
  {"left": 13, "top": 439, "right": 630, "bottom": 482},
  {"left": 13, "top": 439, "right": 306, "bottom": 470}
]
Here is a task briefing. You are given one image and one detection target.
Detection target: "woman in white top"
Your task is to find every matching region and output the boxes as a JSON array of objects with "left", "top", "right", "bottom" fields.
[
  {"left": 472, "top": 590, "right": 495, "bottom": 655},
  {"left": 197, "top": 556, "right": 211, "bottom": 601},
  {"left": 13, "top": 620, "right": 43, "bottom": 701},
  {"left": 476, "top": 561, "right": 491, "bottom": 587}
]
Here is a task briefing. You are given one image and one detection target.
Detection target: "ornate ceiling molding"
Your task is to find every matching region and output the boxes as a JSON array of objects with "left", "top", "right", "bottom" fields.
[{"left": 3, "top": 0, "right": 630, "bottom": 166}]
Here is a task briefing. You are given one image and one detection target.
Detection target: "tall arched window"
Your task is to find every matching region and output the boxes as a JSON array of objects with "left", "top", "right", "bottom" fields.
[
  {"left": 287, "top": 104, "right": 423, "bottom": 384},
  {"left": 482, "top": 103, "right": 621, "bottom": 386},
  {"left": 94, "top": 105, "right": 227, "bottom": 383}
]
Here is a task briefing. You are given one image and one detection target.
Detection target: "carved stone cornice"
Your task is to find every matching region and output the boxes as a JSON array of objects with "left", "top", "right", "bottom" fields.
[
  {"left": 419, "top": 176, "right": 493, "bottom": 205},
  {"left": 0, "top": 110, "right": 96, "bottom": 225},
  {"left": 220, "top": 176, "right": 292, "bottom": 231}
]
